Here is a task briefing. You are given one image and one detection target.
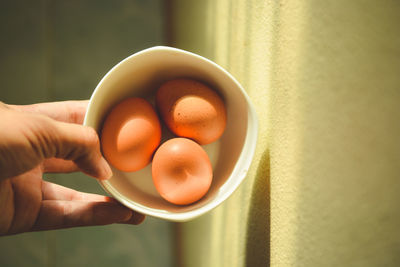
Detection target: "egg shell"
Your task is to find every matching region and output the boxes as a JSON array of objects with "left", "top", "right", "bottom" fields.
[
  {"left": 101, "top": 97, "right": 161, "bottom": 172},
  {"left": 156, "top": 78, "right": 227, "bottom": 145},
  {"left": 152, "top": 138, "right": 213, "bottom": 205}
]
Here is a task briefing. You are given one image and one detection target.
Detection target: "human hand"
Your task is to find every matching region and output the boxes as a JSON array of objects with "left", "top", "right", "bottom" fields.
[{"left": 0, "top": 100, "right": 144, "bottom": 236}]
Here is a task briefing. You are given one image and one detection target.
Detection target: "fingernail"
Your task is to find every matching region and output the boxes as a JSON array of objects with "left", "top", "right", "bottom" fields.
[
  {"left": 133, "top": 213, "right": 146, "bottom": 225},
  {"left": 121, "top": 212, "right": 146, "bottom": 225},
  {"left": 100, "top": 157, "right": 113, "bottom": 179},
  {"left": 119, "top": 209, "right": 133, "bottom": 223}
]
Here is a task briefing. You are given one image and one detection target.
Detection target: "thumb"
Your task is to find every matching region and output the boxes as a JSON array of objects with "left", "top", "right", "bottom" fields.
[{"left": 52, "top": 121, "right": 112, "bottom": 180}]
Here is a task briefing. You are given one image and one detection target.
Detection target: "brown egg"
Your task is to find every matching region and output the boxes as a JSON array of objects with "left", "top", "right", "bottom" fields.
[
  {"left": 101, "top": 97, "right": 161, "bottom": 172},
  {"left": 156, "top": 78, "right": 227, "bottom": 145},
  {"left": 152, "top": 138, "right": 213, "bottom": 205}
]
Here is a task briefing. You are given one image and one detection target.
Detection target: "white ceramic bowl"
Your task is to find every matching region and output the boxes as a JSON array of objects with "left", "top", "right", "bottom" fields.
[{"left": 84, "top": 46, "right": 258, "bottom": 222}]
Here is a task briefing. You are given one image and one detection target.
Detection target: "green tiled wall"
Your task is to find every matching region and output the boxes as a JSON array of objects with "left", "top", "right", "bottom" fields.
[{"left": 0, "top": 1, "right": 173, "bottom": 266}]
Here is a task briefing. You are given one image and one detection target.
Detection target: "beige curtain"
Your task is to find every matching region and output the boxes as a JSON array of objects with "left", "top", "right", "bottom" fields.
[{"left": 171, "top": 1, "right": 400, "bottom": 266}]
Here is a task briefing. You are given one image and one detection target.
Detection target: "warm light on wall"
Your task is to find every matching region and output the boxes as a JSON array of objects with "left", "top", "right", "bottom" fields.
[{"left": 172, "top": 0, "right": 400, "bottom": 267}]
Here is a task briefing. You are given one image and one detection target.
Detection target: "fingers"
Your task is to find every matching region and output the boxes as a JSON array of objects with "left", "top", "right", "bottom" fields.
[
  {"left": 9, "top": 100, "right": 88, "bottom": 124},
  {"left": 51, "top": 121, "right": 112, "bottom": 179},
  {"left": 31, "top": 200, "right": 145, "bottom": 231},
  {"left": 42, "top": 158, "right": 80, "bottom": 174},
  {"left": 34, "top": 181, "right": 146, "bottom": 231},
  {"left": 0, "top": 101, "right": 110, "bottom": 180},
  {"left": 120, "top": 212, "right": 146, "bottom": 225},
  {"left": 41, "top": 181, "right": 111, "bottom": 202}
]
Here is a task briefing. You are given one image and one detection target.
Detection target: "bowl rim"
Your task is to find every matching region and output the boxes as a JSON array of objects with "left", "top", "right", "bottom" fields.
[{"left": 84, "top": 46, "right": 259, "bottom": 222}]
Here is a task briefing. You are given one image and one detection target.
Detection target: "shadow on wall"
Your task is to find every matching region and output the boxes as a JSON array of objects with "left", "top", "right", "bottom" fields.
[
  {"left": 0, "top": 1, "right": 173, "bottom": 267},
  {"left": 245, "top": 148, "right": 270, "bottom": 267}
]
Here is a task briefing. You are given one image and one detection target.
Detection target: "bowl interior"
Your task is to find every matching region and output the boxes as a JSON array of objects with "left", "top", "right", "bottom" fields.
[{"left": 84, "top": 46, "right": 256, "bottom": 221}]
